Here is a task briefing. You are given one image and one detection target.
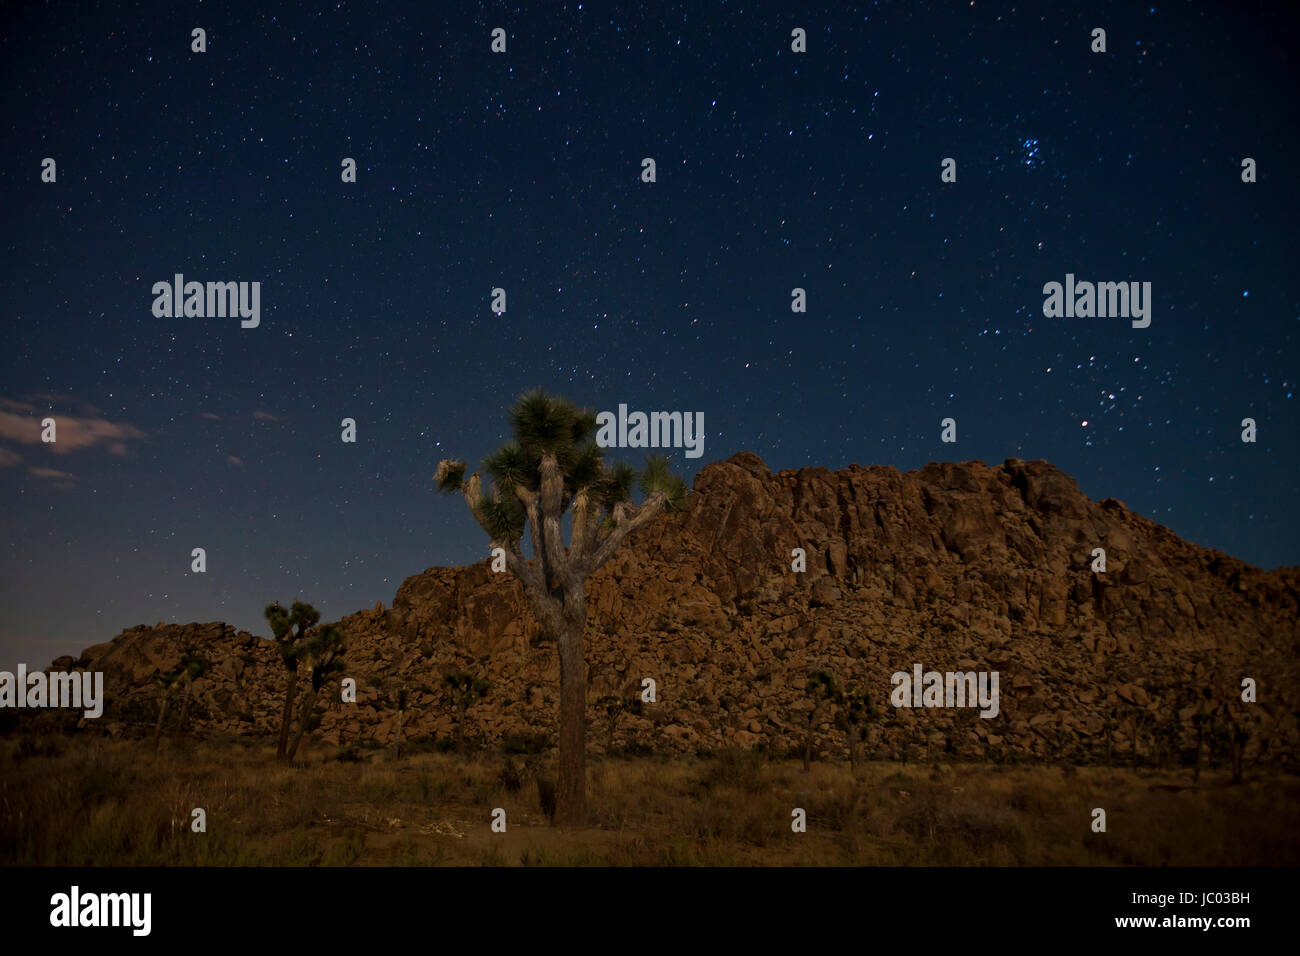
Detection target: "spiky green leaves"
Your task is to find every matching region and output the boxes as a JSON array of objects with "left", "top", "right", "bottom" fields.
[
  {"left": 302, "top": 624, "right": 346, "bottom": 691},
  {"left": 510, "top": 390, "right": 597, "bottom": 461},
  {"left": 640, "top": 454, "right": 689, "bottom": 512},
  {"left": 483, "top": 443, "right": 535, "bottom": 492},
  {"left": 180, "top": 653, "right": 208, "bottom": 682},
  {"left": 595, "top": 460, "right": 637, "bottom": 507},
  {"left": 265, "top": 600, "right": 323, "bottom": 667},
  {"left": 444, "top": 671, "right": 490, "bottom": 708},
  {"left": 564, "top": 442, "right": 603, "bottom": 495},
  {"left": 840, "top": 687, "right": 873, "bottom": 724},
  {"left": 264, "top": 602, "right": 291, "bottom": 640},
  {"left": 806, "top": 670, "right": 840, "bottom": 702},
  {"left": 434, "top": 459, "right": 467, "bottom": 494},
  {"left": 290, "top": 600, "right": 320, "bottom": 632},
  {"left": 478, "top": 490, "right": 526, "bottom": 540}
]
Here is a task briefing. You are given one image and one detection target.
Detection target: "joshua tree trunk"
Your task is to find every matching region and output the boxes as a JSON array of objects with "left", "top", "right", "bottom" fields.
[
  {"left": 556, "top": 614, "right": 588, "bottom": 827},
  {"left": 153, "top": 692, "right": 170, "bottom": 754},
  {"left": 277, "top": 667, "right": 298, "bottom": 761},
  {"left": 393, "top": 708, "right": 405, "bottom": 759},
  {"left": 1229, "top": 720, "right": 1244, "bottom": 785},
  {"left": 287, "top": 686, "right": 318, "bottom": 763},
  {"left": 176, "top": 674, "right": 194, "bottom": 738},
  {"left": 847, "top": 724, "right": 860, "bottom": 771}
]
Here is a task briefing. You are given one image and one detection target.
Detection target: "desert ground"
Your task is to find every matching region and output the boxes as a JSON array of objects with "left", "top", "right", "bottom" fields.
[{"left": 4, "top": 734, "right": 1296, "bottom": 866}]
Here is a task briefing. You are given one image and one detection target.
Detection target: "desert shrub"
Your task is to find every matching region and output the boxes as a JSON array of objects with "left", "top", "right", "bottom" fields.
[
  {"left": 536, "top": 776, "right": 557, "bottom": 821},
  {"left": 812, "top": 789, "right": 864, "bottom": 830},
  {"left": 699, "top": 747, "right": 767, "bottom": 794},
  {"left": 16, "top": 735, "right": 65, "bottom": 761},
  {"left": 402, "top": 734, "right": 454, "bottom": 754},
  {"left": 502, "top": 732, "right": 552, "bottom": 755},
  {"left": 618, "top": 740, "right": 656, "bottom": 757},
  {"left": 322, "top": 828, "right": 367, "bottom": 865},
  {"left": 497, "top": 759, "right": 528, "bottom": 793}
]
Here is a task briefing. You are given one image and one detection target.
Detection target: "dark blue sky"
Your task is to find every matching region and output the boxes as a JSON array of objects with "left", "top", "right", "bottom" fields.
[{"left": 2, "top": 1, "right": 1297, "bottom": 669}]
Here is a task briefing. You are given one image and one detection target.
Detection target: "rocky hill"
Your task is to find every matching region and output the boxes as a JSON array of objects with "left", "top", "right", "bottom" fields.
[{"left": 39, "top": 453, "right": 1300, "bottom": 766}]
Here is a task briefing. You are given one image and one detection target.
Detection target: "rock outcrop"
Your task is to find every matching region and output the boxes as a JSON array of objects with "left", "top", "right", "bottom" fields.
[{"left": 39, "top": 453, "right": 1300, "bottom": 765}]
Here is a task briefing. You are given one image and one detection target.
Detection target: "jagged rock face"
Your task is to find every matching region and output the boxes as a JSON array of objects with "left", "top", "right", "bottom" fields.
[{"left": 56, "top": 454, "right": 1300, "bottom": 763}]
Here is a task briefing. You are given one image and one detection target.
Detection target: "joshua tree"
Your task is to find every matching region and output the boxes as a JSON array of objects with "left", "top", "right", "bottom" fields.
[
  {"left": 264, "top": 600, "right": 323, "bottom": 762},
  {"left": 1226, "top": 713, "right": 1250, "bottom": 785},
  {"left": 802, "top": 670, "right": 839, "bottom": 772},
  {"left": 285, "top": 624, "right": 346, "bottom": 763},
  {"left": 444, "top": 671, "right": 490, "bottom": 754},
  {"left": 1126, "top": 706, "right": 1154, "bottom": 768},
  {"left": 1154, "top": 710, "right": 1181, "bottom": 771},
  {"left": 173, "top": 650, "right": 209, "bottom": 739},
  {"left": 1192, "top": 691, "right": 1213, "bottom": 782},
  {"left": 436, "top": 390, "right": 687, "bottom": 825},
  {"left": 393, "top": 687, "right": 409, "bottom": 760},
  {"left": 151, "top": 666, "right": 184, "bottom": 754},
  {"left": 596, "top": 691, "right": 644, "bottom": 755},
  {"left": 836, "top": 686, "right": 873, "bottom": 770}
]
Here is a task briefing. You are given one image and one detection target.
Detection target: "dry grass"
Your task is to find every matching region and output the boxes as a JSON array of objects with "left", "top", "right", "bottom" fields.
[{"left": 2, "top": 736, "right": 1296, "bottom": 866}]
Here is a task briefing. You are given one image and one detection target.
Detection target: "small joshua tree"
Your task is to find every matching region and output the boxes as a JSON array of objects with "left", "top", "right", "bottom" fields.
[
  {"left": 836, "top": 686, "right": 873, "bottom": 771},
  {"left": 436, "top": 390, "right": 687, "bottom": 824},
  {"left": 393, "top": 687, "right": 409, "bottom": 760},
  {"left": 1124, "top": 706, "right": 1144, "bottom": 767},
  {"left": 1227, "top": 712, "right": 1250, "bottom": 785},
  {"left": 285, "top": 624, "right": 346, "bottom": 763},
  {"left": 444, "top": 671, "right": 490, "bottom": 754},
  {"left": 173, "top": 650, "right": 209, "bottom": 739},
  {"left": 150, "top": 638, "right": 209, "bottom": 751},
  {"left": 1153, "top": 710, "right": 1181, "bottom": 771},
  {"left": 151, "top": 666, "right": 184, "bottom": 755},
  {"left": 802, "top": 670, "right": 839, "bottom": 773},
  {"left": 1192, "top": 691, "right": 1213, "bottom": 782},
  {"left": 596, "top": 691, "right": 644, "bottom": 755},
  {"left": 265, "top": 600, "right": 325, "bottom": 762}
]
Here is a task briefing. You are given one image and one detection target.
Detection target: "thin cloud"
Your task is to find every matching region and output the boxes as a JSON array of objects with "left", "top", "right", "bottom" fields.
[
  {"left": 252, "top": 410, "right": 280, "bottom": 422},
  {"left": 0, "top": 448, "right": 22, "bottom": 468},
  {"left": 227, "top": 455, "right": 244, "bottom": 467},
  {"left": 0, "top": 396, "right": 146, "bottom": 456},
  {"left": 200, "top": 412, "right": 222, "bottom": 421},
  {"left": 28, "top": 465, "right": 78, "bottom": 489},
  {"left": 8, "top": 394, "right": 102, "bottom": 417}
]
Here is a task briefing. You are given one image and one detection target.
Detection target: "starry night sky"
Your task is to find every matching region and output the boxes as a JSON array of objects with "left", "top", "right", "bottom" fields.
[{"left": 1, "top": 1, "right": 1297, "bottom": 670}]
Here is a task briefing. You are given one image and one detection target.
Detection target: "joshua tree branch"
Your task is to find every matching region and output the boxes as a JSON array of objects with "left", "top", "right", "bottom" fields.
[
  {"left": 582, "top": 492, "right": 666, "bottom": 575},
  {"left": 538, "top": 454, "right": 570, "bottom": 586},
  {"left": 513, "top": 485, "right": 548, "bottom": 584},
  {"left": 570, "top": 488, "right": 594, "bottom": 560}
]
